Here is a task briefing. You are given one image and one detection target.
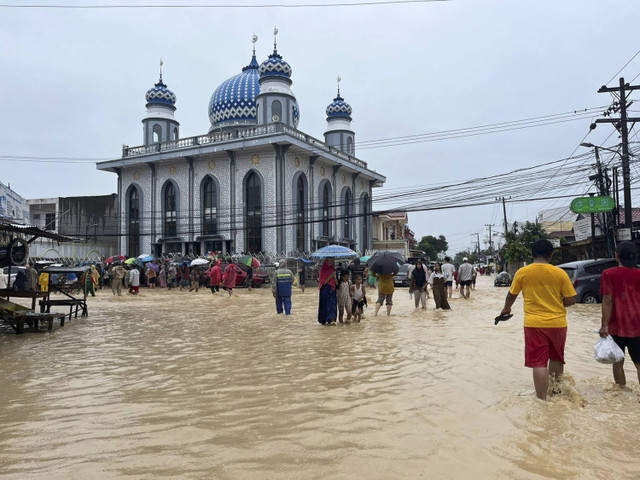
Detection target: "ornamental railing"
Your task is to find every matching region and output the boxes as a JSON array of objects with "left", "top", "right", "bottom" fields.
[{"left": 121, "top": 123, "right": 368, "bottom": 169}]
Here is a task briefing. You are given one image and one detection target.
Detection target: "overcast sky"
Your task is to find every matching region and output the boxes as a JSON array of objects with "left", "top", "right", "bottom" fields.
[{"left": 2, "top": 0, "right": 640, "bottom": 255}]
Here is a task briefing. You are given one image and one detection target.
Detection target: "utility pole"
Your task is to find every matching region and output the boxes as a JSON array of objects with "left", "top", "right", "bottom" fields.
[
  {"left": 485, "top": 224, "right": 495, "bottom": 254},
  {"left": 596, "top": 77, "right": 640, "bottom": 233},
  {"left": 471, "top": 233, "right": 480, "bottom": 256},
  {"left": 496, "top": 197, "right": 510, "bottom": 235}
]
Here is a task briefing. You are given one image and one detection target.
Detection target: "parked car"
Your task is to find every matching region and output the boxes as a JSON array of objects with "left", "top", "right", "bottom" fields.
[
  {"left": 220, "top": 264, "right": 269, "bottom": 288},
  {"left": 393, "top": 263, "right": 414, "bottom": 287},
  {"left": 556, "top": 258, "right": 618, "bottom": 304},
  {"left": 494, "top": 271, "right": 512, "bottom": 287},
  {"left": 2, "top": 266, "right": 28, "bottom": 289}
]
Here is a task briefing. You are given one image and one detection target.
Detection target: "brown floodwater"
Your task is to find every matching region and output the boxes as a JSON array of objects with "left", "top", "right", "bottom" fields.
[{"left": 1, "top": 276, "right": 639, "bottom": 479}]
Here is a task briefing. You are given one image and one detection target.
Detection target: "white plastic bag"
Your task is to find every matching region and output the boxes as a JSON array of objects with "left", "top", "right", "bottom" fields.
[{"left": 594, "top": 335, "right": 625, "bottom": 364}]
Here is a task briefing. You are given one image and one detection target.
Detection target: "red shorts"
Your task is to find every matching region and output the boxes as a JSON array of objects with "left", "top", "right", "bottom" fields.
[{"left": 524, "top": 327, "right": 567, "bottom": 368}]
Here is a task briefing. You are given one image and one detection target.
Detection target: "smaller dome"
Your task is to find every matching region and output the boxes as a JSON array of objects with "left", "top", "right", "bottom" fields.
[
  {"left": 145, "top": 78, "right": 176, "bottom": 106},
  {"left": 326, "top": 93, "right": 352, "bottom": 119},
  {"left": 259, "top": 48, "right": 292, "bottom": 80}
]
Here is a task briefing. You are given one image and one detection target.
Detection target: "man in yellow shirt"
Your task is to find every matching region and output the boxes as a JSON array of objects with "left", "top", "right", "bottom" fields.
[
  {"left": 373, "top": 272, "right": 396, "bottom": 316},
  {"left": 500, "top": 239, "right": 576, "bottom": 400}
]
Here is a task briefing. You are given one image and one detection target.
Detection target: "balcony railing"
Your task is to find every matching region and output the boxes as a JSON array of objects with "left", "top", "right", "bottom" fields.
[{"left": 121, "top": 123, "right": 368, "bottom": 170}]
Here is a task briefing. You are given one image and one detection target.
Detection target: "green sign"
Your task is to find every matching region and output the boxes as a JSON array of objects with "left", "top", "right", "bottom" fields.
[{"left": 570, "top": 196, "right": 615, "bottom": 213}]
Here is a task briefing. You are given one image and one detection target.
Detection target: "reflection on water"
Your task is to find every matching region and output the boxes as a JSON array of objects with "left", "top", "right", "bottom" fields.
[{"left": 1, "top": 277, "right": 639, "bottom": 479}]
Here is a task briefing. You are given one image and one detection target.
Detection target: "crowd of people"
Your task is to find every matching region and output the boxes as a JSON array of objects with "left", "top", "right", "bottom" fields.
[
  {"left": 4, "top": 241, "right": 639, "bottom": 402},
  {"left": 313, "top": 256, "right": 481, "bottom": 325}
]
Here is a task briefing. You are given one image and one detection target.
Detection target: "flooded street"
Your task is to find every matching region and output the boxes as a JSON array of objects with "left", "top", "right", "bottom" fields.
[{"left": 1, "top": 275, "right": 639, "bottom": 479}]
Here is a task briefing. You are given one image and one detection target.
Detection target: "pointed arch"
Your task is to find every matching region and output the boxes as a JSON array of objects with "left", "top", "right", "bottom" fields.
[
  {"left": 340, "top": 186, "right": 353, "bottom": 240},
  {"left": 125, "top": 183, "right": 143, "bottom": 258},
  {"left": 360, "top": 192, "right": 370, "bottom": 252},
  {"left": 200, "top": 174, "right": 220, "bottom": 236},
  {"left": 292, "top": 171, "right": 308, "bottom": 252},
  {"left": 318, "top": 179, "right": 332, "bottom": 238},
  {"left": 161, "top": 179, "right": 179, "bottom": 238},
  {"left": 152, "top": 124, "right": 162, "bottom": 143},
  {"left": 244, "top": 169, "right": 263, "bottom": 253}
]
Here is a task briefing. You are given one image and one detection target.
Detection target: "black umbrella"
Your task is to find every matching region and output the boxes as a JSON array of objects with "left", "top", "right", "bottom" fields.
[{"left": 367, "top": 251, "right": 405, "bottom": 275}]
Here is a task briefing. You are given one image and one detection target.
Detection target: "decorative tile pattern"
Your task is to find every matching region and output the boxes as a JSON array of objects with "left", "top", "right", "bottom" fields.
[
  {"left": 259, "top": 48, "right": 292, "bottom": 79},
  {"left": 208, "top": 55, "right": 260, "bottom": 127},
  {"left": 326, "top": 93, "right": 352, "bottom": 119},
  {"left": 146, "top": 79, "right": 177, "bottom": 106}
]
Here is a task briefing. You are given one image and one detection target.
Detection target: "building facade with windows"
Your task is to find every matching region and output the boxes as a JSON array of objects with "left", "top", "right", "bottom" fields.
[{"left": 97, "top": 35, "right": 385, "bottom": 258}]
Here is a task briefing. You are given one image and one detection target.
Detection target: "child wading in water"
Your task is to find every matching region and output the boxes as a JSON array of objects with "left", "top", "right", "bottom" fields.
[
  {"left": 351, "top": 275, "right": 366, "bottom": 322},
  {"left": 337, "top": 270, "right": 353, "bottom": 323}
]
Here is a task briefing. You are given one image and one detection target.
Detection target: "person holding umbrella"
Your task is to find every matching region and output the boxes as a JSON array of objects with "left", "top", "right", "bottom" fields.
[
  {"left": 189, "top": 267, "right": 201, "bottom": 293},
  {"left": 317, "top": 258, "right": 337, "bottom": 325},
  {"left": 146, "top": 262, "right": 157, "bottom": 289},
  {"left": 367, "top": 251, "right": 403, "bottom": 317},
  {"left": 373, "top": 271, "right": 396, "bottom": 316}
]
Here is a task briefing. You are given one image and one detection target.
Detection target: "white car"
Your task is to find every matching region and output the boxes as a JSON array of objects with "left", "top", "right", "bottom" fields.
[{"left": 2, "top": 266, "right": 29, "bottom": 289}]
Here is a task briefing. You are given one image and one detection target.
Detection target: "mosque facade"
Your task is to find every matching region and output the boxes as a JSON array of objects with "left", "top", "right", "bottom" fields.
[{"left": 97, "top": 34, "right": 385, "bottom": 258}]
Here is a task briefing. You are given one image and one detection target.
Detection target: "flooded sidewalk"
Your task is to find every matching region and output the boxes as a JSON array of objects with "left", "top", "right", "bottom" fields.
[{"left": 1, "top": 276, "right": 639, "bottom": 479}]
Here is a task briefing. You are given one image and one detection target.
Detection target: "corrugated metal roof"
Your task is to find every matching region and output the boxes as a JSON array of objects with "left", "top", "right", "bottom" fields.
[{"left": 0, "top": 222, "right": 77, "bottom": 242}]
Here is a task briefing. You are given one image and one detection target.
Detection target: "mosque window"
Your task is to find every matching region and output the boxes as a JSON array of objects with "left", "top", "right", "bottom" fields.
[
  {"left": 245, "top": 172, "right": 262, "bottom": 253},
  {"left": 296, "top": 175, "right": 306, "bottom": 251},
  {"left": 271, "top": 100, "right": 282, "bottom": 121},
  {"left": 153, "top": 124, "right": 162, "bottom": 143},
  {"left": 128, "top": 187, "right": 140, "bottom": 258},
  {"left": 361, "top": 194, "right": 370, "bottom": 251},
  {"left": 202, "top": 177, "right": 217, "bottom": 235},
  {"left": 322, "top": 182, "right": 331, "bottom": 237},
  {"left": 164, "top": 182, "right": 177, "bottom": 237},
  {"left": 173, "top": 127, "right": 178, "bottom": 141},
  {"left": 347, "top": 137, "right": 353, "bottom": 154},
  {"left": 343, "top": 188, "right": 352, "bottom": 239}
]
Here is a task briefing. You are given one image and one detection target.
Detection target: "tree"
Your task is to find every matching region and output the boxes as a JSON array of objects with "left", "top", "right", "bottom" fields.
[
  {"left": 454, "top": 250, "right": 474, "bottom": 264},
  {"left": 418, "top": 235, "right": 448, "bottom": 261},
  {"left": 500, "top": 221, "right": 549, "bottom": 272}
]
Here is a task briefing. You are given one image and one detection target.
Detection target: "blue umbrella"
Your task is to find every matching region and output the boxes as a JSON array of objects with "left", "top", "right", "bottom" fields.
[
  {"left": 295, "top": 257, "right": 314, "bottom": 264},
  {"left": 311, "top": 245, "right": 357, "bottom": 258},
  {"left": 140, "top": 256, "right": 154, "bottom": 263}
]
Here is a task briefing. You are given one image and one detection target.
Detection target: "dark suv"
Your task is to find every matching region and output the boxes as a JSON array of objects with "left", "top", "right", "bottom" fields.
[{"left": 556, "top": 258, "right": 618, "bottom": 304}]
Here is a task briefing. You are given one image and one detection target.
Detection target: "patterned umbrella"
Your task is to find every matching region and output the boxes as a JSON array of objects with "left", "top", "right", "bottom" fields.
[
  {"left": 125, "top": 257, "right": 141, "bottom": 265},
  {"left": 311, "top": 245, "right": 357, "bottom": 258},
  {"left": 105, "top": 255, "right": 126, "bottom": 264},
  {"left": 238, "top": 256, "right": 260, "bottom": 268}
]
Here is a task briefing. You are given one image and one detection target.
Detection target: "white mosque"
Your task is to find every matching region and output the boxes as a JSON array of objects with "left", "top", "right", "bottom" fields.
[{"left": 97, "top": 31, "right": 386, "bottom": 257}]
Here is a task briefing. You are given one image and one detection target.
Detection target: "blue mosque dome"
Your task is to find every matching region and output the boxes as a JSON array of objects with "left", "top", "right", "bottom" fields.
[
  {"left": 209, "top": 54, "right": 261, "bottom": 128},
  {"left": 326, "top": 93, "right": 352, "bottom": 120},
  {"left": 258, "top": 48, "right": 292, "bottom": 81},
  {"left": 145, "top": 76, "right": 177, "bottom": 107}
]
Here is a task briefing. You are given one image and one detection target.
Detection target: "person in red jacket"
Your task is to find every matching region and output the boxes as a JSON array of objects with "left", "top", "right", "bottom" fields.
[
  {"left": 222, "top": 261, "right": 237, "bottom": 297},
  {"left": 209, "top": 260, "right": 222, "bottom": 294}
]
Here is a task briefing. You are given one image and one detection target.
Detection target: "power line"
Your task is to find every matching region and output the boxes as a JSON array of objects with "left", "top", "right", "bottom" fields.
[
  {"left": 0, "top": 0, "right": 447, "bottom": 9},
  {"left": 0, "top": 106, "right": 609, "bottom": 163},
  {"left": 605, "top": 48, "right": 640, "bottom": 86}
]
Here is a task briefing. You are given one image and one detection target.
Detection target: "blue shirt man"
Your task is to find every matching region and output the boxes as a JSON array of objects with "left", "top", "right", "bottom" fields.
[{"left": 272, "top": 263, "right": 295, "bottom": 315}]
